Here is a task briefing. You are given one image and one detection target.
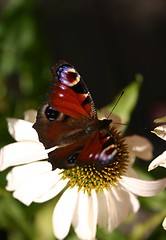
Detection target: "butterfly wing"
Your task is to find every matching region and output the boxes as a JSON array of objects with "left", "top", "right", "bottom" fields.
[
  {"left": 49, "top": 61, "right": 97, "bottom": 119},
  {"left": 33, "top": 61, "right": 98, "bottom": 163},
  {"left": 33, "top": 61, "right": 116, "bottom": 170},
  {"left": 48, "top": 126, "right": 117, "bottom": 169}
]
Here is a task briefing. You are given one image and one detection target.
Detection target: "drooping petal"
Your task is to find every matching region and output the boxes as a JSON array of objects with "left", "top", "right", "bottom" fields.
[
  {"left": 120, "top": 176, "right": 166, "bottom": 196},
  {"left": 7, "top": 162, "right": 65, "bottom": 205},
  {"left": 7, "top": 118, "right": 39, "bottom": 142},
  {"left": 97, "top": 190, "right": 109, "bottom": 228},
  {"left": 72, "top": 190, "right": 98, "bottom": 240},
  {"left": 0, "top": 141, "right": 48, "bottom": 170},
  {"left": 97, "top": 187, "right": 139, "bottom": 231},
  {"left": 105, "top": 186, "right": 139, "bottom": 232},
  {"left": 105, "top": 187, "right": 126, "bottom": 231},
  {"left": 126, "top": 135, "right": 153, "bottom": 160},
  {"left": 52, "top": 187, "right": 78, "bottom": 240},
  {"left": 127, "top": 191, "right": 140, "bottom": 213},
  {"left": 148, "top": 151, "right": 166, "bottom": 171}
]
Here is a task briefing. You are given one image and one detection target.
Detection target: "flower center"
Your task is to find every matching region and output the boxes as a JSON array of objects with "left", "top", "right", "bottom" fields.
[{"left": 61, "top": 127, "right": 129, "bottom": 194}]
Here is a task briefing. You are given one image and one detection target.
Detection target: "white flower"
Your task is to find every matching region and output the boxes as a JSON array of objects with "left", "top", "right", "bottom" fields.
[
  {"left": 148, "top": 116, "right": 166, "bottom": 230},
  {"left": 1, "top": 110, "right": 166, "bottom": 240}
]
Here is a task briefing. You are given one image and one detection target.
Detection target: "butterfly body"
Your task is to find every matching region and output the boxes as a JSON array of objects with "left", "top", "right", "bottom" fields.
[{"left": 33, "top": 61, "right": 118, "bottom": 170}]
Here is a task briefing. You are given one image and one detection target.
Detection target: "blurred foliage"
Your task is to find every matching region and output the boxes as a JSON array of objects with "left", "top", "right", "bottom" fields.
[
  {"left": 0, "top": 0, "right": 165, "bottom": 240},
  {"left": 0, "top": 0, "right": 52, "bottom": 122}
]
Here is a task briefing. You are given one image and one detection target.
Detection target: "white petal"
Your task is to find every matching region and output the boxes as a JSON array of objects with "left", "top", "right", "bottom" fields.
[
  {"left": 112, "top": 186, "right": 140, "bottom": 214},
  {"left": 97, "top": 191, "right": 109, "bottom": 228},
  {"left": 120, "top": 176, "right": 166, "bottom": 196},
  {"left": 0, "top": 141, "right": 48, "bottom": 170},
  {"left": 105, "top": 186, "right": 139, "bottom": 232},
  {"left": 127, "top": 191, "right": 140, "bottom": 213},
  {"left": 7, "top": 118, "right": 39, "bottom": 142},
  {"left": 148, "top": 151, "right": 166, "bottom": 171},
  {"left": 52, "top": 187, "right": 78, "bottom": 240},
  {"left": 105, "top": 187, "right": 124, "bottom": 231},
  {"left": 97, "top": 188, "right": 139, "bottom": 230},
  {"left": 162, "top": 217, "right": 166, "bottom": 230},
  {"left": 35, "top": 177, "right": 69, "bottom": 203},
  {"left": 24, "top": 109, "right": 37, "bottom": 123},
  {"left": 7, "top": 161, "right": 54, "bottom": 191},
  {"left": 6, "top": 161, "right": 61, "bottom": 191},
  {"left": 72, "top": 190, "right": 98, "bottom": 240},
  {"left": 87, "top": 190, "right": 98, "bottom": 239},
  {"left": 126, "top": 135, "right": 153, "bottom": 160},
  {"left": 7, "top": 162, "right": 64, "bottom": 205},
  {"left": 152, "top": 125, "right": 166, "bottom": 141}
]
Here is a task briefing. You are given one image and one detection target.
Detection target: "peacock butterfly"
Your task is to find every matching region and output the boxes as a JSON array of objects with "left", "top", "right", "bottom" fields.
[{"left": 33, "top": 61, "right": 118, "bottom": 170}]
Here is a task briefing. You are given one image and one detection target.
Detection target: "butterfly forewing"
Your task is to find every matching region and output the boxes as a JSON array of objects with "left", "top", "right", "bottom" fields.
[{"left": 49, "top": 62, "right": 97, "bottom": 119}]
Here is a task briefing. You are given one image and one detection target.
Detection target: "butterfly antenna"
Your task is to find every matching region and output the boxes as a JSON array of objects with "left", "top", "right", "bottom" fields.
[{"left": 107, "top": 91, "right": 124, "bottom": 119}]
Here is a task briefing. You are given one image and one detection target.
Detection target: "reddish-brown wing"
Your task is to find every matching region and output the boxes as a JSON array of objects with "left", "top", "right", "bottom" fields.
[
  {"left": 49, "top": 61, "right": 97, "bottom": 119},
  {"left": 33, "top": 61, "right": 116, "bottom": 169}
]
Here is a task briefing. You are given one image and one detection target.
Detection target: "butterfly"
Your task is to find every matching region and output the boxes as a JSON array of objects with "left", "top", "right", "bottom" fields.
[{"left": 33, "top": 61, "right": 118, "bottom": 170}]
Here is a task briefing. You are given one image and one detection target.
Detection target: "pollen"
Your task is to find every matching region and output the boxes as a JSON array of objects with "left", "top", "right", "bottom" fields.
[{"left": 61, "top": 127, "right": 129, "bottom": 194}]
